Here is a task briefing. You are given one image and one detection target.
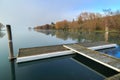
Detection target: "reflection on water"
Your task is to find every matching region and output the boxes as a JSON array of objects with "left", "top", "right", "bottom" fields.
[
  {"left": 34, "top": 29, "right": 120, "bottom": 58},
  {"left": 10, "top": 61, "right": 16, "bottom": 80},
  {"left": 98, "top": 46, "right": 120, "bottom": 58},
  {"left": 1, "top": 29, "right": 120, "bottom": 80},
  {"left": 105, "top": 32, "right": 109, "bottom": 42},
  {"left": 17, "top": 54, "right": 75, "bottom": 68},
  {"left": 34, "top": 29, "right": 120, "bottom": 44},
  {"left": 10, "top": 54, "right": 118, "bottom": 80},
  {"left": 16, "top": 54, "right": 105, "bottom": 80},
  {"left": 0, "top": 31, "right": 5, "bottom": 38}
]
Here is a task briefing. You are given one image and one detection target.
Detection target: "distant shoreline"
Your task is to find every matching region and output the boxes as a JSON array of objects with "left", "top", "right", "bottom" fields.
[{"left": 34, "top": 28, "right": 119, "bottom": 33}]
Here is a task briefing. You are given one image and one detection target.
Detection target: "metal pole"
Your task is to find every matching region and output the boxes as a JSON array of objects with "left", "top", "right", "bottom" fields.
[{"left": 6, "top": 25, "right": 14, "bottom": 60}]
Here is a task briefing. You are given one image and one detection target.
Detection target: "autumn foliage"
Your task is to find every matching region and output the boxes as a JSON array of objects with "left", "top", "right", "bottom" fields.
[{"left": 34, "top": 10, "right": 120, "bottom": 31}]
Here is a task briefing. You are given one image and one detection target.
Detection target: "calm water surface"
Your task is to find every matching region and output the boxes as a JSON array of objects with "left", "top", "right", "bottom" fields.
[
  {"left": 0, "top": 28, "right": 120, "bottom": 80},
  {"left": 98, "top": 46, "right": 120, "bottom": 58}
]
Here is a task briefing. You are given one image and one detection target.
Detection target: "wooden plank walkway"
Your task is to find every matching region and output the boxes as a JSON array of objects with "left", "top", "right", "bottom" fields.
[
  {"left": 76, "top": 42, "right": 117, "bottom": 50},
  {"left": 17, "top": 45, "right": 74, "bottom": 63},
  {"left": 18, "top": 45, "right": 68, "bottom": 57},
  {"left": 63, "top": 44, "right": 120, "bottom": 72}
]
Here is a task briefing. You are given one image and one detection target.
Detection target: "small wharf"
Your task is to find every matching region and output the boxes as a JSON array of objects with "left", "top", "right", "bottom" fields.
[
  {"left": 16, "top": 41, "right": 120, "bottom": 79},
  {"left": 17, "top": 41, "right": 117, "bottom": 63},
  {"left": 17, "top": 45, "right": 74, "bottom": 63}
]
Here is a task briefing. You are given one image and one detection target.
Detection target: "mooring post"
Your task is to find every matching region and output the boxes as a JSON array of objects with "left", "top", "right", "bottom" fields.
[
  {"left": 105, "top": 31, "right": 109, "bottom": 42},
  {"left": 105, "top": 26, "right": 109, "bottom": 32},
  {"left": 105, "top": 26, "right": 109, "bottom": 42},
  {"left": 6, "top": 25, "right": 14, "bottom": 60}
]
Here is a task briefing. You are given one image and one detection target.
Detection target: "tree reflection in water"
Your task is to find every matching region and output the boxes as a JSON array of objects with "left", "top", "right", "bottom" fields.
[
  {"left": 0, "top": 31, "right": 5, "bottom": 38},
  {"left": 34, "top": 29, "right": 120, "bottom": 44}
]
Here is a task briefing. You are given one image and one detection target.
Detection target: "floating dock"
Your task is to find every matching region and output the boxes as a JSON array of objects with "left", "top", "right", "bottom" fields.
[
  {"left": 63, "top": 44, "right": 120, "bottom": 72},
  {"left": 16, "top": 41, "right": 120, "bottom": 80},
  {"left": 17, "top": 42, "right": 117, "bottom": 63},
  {"left": 17, "top": 45, "right": 74, "bottom": 63}
]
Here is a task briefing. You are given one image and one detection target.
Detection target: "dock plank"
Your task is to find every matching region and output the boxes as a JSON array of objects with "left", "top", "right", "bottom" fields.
[
  {"left": 18, "top": 45, "right": 68, "bottom": 57},
  {"left": 17, "top": 45, "right": 74, "bottom": 63},
  {"left": 63, "top": 44, "right": 120, "bottom": 72}
]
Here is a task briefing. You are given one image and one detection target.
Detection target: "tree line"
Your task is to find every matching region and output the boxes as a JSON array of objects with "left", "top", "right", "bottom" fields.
[{"left": 34, "top": 9, "right": 120, "bottom": 31}]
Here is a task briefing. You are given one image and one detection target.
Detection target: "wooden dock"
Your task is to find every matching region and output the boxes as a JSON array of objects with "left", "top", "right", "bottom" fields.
[
  {"left": 63, "top": 44, "right": 120, "bottom": 72},
  {"left": 16, "top": 41, "right": 120, "bottom": 79},
  {"left": 17, "top": 45, "right": 74, "bottom": 63},
  {"left": 17, "top": 42, "right": 117, "bottom": 63}
]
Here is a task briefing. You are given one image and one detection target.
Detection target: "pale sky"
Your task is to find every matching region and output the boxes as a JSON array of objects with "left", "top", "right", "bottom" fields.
[{"left": 0, "top": 0, "right": 120, "bottom": 29}]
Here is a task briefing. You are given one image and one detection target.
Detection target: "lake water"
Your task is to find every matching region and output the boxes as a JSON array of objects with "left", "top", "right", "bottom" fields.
[
  {"left": 98, "top": 46, "right": 120, "bottom": 58},
  {"left": 0, "top": 28, "right": 120, "bottom": 80}
]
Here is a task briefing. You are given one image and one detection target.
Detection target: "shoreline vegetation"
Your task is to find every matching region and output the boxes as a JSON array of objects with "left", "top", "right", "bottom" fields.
[{"left": 34, "top": 9, "right": 120, "bottom": 32}]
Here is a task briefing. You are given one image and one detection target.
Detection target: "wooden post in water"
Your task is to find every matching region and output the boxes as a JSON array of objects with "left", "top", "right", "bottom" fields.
[
  {"left": 105, "top": 26, "right": 109, "bottom": 42},
  {"left": 105, "top": 26, "right": 109, "bottom": 32},
  {"left": 6, "top": 25, "right": 14, "bottom": 60},
  {"left": 105, "top": 31, "right": 109, "bottom": 42}
]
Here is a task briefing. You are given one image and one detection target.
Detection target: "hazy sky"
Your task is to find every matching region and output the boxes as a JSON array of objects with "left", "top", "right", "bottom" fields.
[{"left": 0, "top": 0, "right": 120, "bottom": 29}]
